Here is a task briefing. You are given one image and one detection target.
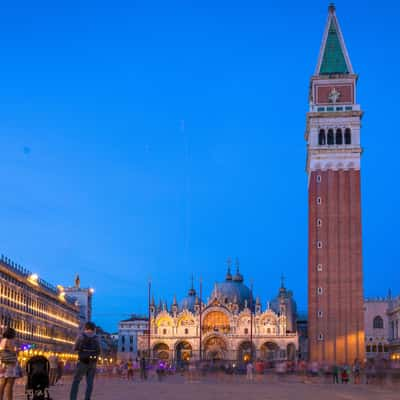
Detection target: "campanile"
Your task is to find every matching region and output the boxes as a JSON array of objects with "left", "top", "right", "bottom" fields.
[{"left": 306, "top": 4, "right": 365, "bottom": 364}]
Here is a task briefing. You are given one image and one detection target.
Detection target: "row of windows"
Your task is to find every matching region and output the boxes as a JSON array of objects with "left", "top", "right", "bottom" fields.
[
  {"left": 0, "top": 282, "right": 77, "bottom": 327},
  {"left": 318, "top": 128, "right": 351, "bottom": 145},
  {"left": 120, "top": 346, "right": 134, "bottom": 353},
  {"left": 366, "top": 344, "right": 388, "bottom": 353}
]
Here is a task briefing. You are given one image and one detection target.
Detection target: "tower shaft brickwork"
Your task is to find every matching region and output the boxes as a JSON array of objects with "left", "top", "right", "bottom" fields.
[{"left": 306, "top": 5, "right": 365, "bottom": 365}]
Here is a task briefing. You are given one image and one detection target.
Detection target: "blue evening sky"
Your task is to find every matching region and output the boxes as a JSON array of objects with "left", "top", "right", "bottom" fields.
[{"left": 0, "top": 1, "right": 398, "bottom": 331}]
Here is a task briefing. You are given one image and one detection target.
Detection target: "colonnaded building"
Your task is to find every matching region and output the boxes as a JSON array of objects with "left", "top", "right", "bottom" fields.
[
  {"left": 138, "top": 264, "right": 298, "bottom": 365},
  {"left": 0, "top": 254, "right": 82, "bottom": 362}
]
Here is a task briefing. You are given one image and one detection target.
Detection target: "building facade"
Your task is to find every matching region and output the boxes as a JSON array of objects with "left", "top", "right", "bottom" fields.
[
  {"left": 306, "top": 4, "right": 365, "bottom": 364},
  {"left": 64, "top": 275, "right": 94, "bottom": 328},
  {"left": 0, "top": 255, "right": 80, "bottom": 361},
  {"left": 117, "top": 315, "right": 148, "bottom": 361},
  {"left": 387, "top": 295, "right": 400, "bottom": 361},
  {"left": 138, "top": 265, "right": 298, "bottom": 365},
  {"left": 364, "top": 298, "right": 390, "bottom": 360}
]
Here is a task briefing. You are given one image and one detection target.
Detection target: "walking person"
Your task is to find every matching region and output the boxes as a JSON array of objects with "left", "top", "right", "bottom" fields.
[
  {"left": 246, "top": 361, "right": 254, "bottom": 383},
  {"left": 352, "top": 359, "right": 361, "bottom": 384},
  {"left": 140, "top": 356, "right": 147, "bottom": 381},
  {"left": 48, "top": 353, "right": 59, "bottom": 386},
  {"left": 0, "top": 328, "right": 18, "bottom": 400},
  {"left": 127, "top": 359, "right": 134, "bottom": 381},
  {"left": 70, "top": 322, "right": 101, "bottom": 400},
  {"left": 332, "top": 364, "right": 339, "bottom": 384}
]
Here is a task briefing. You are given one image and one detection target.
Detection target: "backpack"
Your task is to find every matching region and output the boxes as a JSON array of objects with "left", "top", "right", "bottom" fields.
[{"left": 78, "top": 334, "right": 100, "bottom": 364}]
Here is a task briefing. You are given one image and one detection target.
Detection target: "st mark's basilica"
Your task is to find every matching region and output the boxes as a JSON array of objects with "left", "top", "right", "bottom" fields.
[{"left": 138, "top": 261, "right": 298, "bottom": 365}]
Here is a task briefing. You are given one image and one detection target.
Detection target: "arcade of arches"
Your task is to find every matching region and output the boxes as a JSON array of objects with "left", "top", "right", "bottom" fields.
[{"left": 138, "top": 269, "right": 299, "bottom": 364}]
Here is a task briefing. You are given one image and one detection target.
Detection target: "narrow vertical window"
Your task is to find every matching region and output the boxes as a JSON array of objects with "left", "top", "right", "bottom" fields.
[
  {"left": 317, "top": 287, "right": 323, "bottom": 295},
  {"left": 318, "top": 333, "right": 324, "bottom": 341},
  {"left": 316, "top": 197, "right": 322, "bottom": 205},
  {"left": 345, "top": 128, "right": 351, "bottom": 144},
  {"left": 327, "top": 129, "right": 334, "bottom": 145},
  {"left": 335, "top": 129, "right": 343, "bottom": 145},
  {"left": 317, "top": 264, "right": 323, "bottom": 272},
  {"left": 316, "top": 175, "right": 322, "bottom": 183},
  {"left": 317, "top": 219, "right": 322, "bottom": 227},
  {"left": 318, "top": 129, "right": 326, "bottom": 145},
  {"left": 317, "top": 241, "right": 323, "bottom": 249},
  {"left": 317, "top": 311, "right": 323, "bottom": 318}
]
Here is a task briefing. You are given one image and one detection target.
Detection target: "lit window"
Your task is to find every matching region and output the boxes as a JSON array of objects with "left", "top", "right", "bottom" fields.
[
  {"left": 317, "top": 264, "right": 323, "bottom": 272},
  {"left": 317, "top": 287, "right": 323, "bottom": 295},
  {"left": 317, "top": 241, "right": 323, "bottom": 249},
  {"left": 317, "top": 197, "right": 322, "bottom": 205},
  {"left": 316, "top": 175, "right": 322, "bottom": 183}
]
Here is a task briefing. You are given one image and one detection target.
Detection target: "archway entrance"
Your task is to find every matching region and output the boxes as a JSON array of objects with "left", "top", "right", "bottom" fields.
[
  {"left": 203, "top": 311, "right": 230, "bottom": 334},
  {"left": 287, "top": 343, "right": 296, "bottom": 361},
  {"left": 203, "top": 336, "right": 227, "bottom": 361},
  {"left": 237, "top": 341, "right": 256, "bottom": 364},
  {"left": 260, "top": 342, "right": 278, "bottom": 362},
  {"left": 153, "top": 343, "right": 169, "bottom": 361},
  {"left": 175, "top": 341, "right": 192, "bottom": 366}
]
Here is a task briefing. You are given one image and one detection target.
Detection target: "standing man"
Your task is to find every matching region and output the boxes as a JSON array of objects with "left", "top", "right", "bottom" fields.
[{"left": 70, "top": 322, "right": 101, "bottom": 400}]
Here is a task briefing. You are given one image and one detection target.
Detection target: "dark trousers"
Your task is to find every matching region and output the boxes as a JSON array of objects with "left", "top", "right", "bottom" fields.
[{"left": 70, "top": 361, "right": 97, "bottom": 400}]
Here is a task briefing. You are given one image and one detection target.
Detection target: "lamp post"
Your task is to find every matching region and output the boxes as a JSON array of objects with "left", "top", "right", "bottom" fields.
[
  {"left": 199, "top": 277, "right": 203, "bottom": 361},
  {"left": 250, "top": 280, "right": 253, "bottom": 362},
  {"left": 147, "top": 278, "right": 151, "bottom": 361}
]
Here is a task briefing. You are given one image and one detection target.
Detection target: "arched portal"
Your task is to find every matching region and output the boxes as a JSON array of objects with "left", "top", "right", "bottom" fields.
[
  {"left": 175, "top": 341, "right": 192, "bottom": 364},
  {"left": 237, "top": 341, "right": 256, "bottom": 364},
  {"left": 260, "top": 342, "right": 279, "bottom": 362},
  {"left": 153, "top": 343, "right": 169, "bottom": 361},
  {"left": 203, "top": 335, "right": 227, "bottom": 361},
  {"left": 287, "top": 343, "right": 296, "bottom": 361},
  {"left": 202, "top": 311, "right": 230, "bottom": 334}
]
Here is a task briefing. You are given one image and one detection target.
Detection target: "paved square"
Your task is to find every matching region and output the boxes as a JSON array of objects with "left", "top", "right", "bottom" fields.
[{"left": 13, "top": 375, "right": 399, "bottom": 400}]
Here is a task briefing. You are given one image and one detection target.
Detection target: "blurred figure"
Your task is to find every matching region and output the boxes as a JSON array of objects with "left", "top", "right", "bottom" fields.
[
  {"left": 365, "top": 360, "right": 376, "bottom": 384},
  {"left": 352, "top": 359, "right": 361, "bottom": 384},
  {"left": 48, "top": 354, "right": 59, "bottom": 386},
  {"left": 332, "top": 364, "right": 339, "bottom": 384},
  {"left": 140, "top": 357, "right": 147, "bottom": 381},
  {"left": 246, "top": 361, "right": 254, "bottom": 383},
  {"left": 188, "top": 361, "right": 196, "bottom": 383},
  {"left": 341, "top": 365, "right": 349, "bottom": 384},
  {"left": 127, "top": 359, "right": 134, "bottom": 381},
  {"left": 0, "top": 327, "right": 18, "bottom": 400}
]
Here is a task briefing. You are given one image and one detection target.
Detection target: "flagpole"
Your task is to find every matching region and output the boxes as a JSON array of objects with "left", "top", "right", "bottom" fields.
[
  {"left": 199, "top": 277, "right": 203, "bottom": 361},
  {"left": 148, "top": 278, "right": 151, "bottom": 361},
  {"left": 250, "top": 280, "right": 253, "bottom": 362}
]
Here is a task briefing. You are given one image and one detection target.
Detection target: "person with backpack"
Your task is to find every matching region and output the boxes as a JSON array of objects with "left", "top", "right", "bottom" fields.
[{"left": 70, "top": 322, "right": 101, "bottom": 400}]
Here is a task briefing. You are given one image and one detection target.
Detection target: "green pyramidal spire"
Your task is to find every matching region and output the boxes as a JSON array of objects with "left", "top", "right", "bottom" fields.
[
  {"left": 320, "top": 20, "right": 348, "bottom": 74},
  {"left": 316, "top": 5, "right": 353, "bottom": 76}
]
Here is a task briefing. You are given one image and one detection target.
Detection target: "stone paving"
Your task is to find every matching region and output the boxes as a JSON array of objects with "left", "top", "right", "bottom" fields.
[{"left": 13, "top": 375, "right": 400, "bottom": 400}]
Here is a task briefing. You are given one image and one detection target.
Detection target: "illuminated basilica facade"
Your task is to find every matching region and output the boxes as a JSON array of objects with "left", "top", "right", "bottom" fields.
[{"left": 138, "top": 264, "right": 299, "bottom": 364}]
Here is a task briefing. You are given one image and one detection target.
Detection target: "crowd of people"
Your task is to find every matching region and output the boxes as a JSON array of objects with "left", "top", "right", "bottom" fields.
[{"left": 0, "top": 321, "right": 399, "bottom": 400}]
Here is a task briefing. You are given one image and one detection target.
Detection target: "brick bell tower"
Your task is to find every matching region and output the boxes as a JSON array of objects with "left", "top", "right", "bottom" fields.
[{"left": 306, "top": 4, "right": 365, "bottom": 365}]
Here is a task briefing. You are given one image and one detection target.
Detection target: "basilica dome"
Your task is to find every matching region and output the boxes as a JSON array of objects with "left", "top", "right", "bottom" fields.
[
  {"left": 179, "top": 285, "right": 197, "bottom": 312},
  {"left": 210, "top": 267, "right": 254, "bottom": 310}
]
